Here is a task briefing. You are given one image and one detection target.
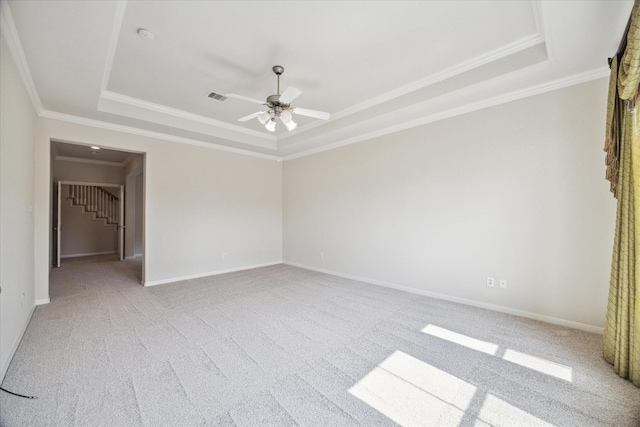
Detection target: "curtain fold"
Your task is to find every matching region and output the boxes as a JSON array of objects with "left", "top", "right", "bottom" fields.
[{"left": 603, "top": 0, "right": 640, "bottom": 387}]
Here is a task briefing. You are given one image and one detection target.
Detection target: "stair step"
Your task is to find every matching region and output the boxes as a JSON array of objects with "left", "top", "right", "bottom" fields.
[{"left": 66, "top": 184, "right": 120, "bottom": 229}]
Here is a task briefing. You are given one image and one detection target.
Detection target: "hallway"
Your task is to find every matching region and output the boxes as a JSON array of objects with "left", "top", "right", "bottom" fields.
[{"left": 52, "top": 255, "right": 142, "bottom": 301}]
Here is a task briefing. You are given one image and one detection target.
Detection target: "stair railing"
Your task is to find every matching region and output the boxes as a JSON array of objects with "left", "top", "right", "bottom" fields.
[{"left": 68, "top": 184, "right": 119, "bottom": 225}]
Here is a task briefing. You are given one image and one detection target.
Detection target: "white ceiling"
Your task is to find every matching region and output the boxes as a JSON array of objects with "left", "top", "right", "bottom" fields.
[{"left": 1, "top": 1, "right": 633, "bottom": 159}]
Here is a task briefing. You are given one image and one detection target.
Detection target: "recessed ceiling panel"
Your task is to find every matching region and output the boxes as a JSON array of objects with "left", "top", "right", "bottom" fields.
[{"left": 108, "top": 1, "right": 539, "bottom": 134}]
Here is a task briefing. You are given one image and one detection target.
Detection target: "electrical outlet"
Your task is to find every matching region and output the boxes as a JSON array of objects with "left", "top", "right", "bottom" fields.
[
  {"left": 222, "top": 253, "right": 227, "bottom": 260},
  {"left": 320, "top": 252, "right": 324, "bottom": 260},
  {"left": 21, "top": 293, "right": 25, "bottom": 307},
  {"left": 487, "top": 277, "right": 495, "bottom": 287},
  {"left": 500, "top": 279, "right": 507, "bottom": 289}
]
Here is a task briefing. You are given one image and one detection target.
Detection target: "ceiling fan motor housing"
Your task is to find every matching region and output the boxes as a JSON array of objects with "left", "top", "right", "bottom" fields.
[{"left": 267, "top": 94, "right": 290, "bottom": 110}]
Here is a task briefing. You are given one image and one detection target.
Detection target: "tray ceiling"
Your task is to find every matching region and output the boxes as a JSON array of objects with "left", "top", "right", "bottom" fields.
[{"left": 1, "top": 1, "right": 633, "bottom": 158}]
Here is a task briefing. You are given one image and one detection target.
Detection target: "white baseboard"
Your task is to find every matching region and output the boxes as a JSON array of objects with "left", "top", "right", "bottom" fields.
[
  {"left": 143, "top": 261, "right": 283, "bottom": 287},
  {"left": 283, "top": 261, "right": 604, "bottom": 334},
  {"left": 1, "top": 304, "right": 36, "bottom": 383},
  {"left": 35, "top": 298, "right": 50, "bottom": 305},
  {"left": 61, "top": 251, "right": 117, "bottom": 259}
]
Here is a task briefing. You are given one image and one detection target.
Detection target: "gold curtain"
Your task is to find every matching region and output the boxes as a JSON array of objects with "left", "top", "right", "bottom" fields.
[{"left": 603, "top": 0, "right": 640, "bottom": 387}]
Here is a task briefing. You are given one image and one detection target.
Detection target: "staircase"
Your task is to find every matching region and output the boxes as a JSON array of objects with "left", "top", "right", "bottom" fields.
[{"left": 67, "top": 184, "right": 120, "bottom": 227}]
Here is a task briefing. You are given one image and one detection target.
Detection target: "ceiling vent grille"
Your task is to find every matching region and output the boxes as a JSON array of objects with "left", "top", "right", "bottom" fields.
[{"left": 208, "top": 92, "right": 227, "bottom": 101}]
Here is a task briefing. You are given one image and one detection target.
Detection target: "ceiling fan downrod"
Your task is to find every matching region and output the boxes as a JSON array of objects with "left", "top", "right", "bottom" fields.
[{"left": 272, "top": 65, "right": 284, "bottom": 96}]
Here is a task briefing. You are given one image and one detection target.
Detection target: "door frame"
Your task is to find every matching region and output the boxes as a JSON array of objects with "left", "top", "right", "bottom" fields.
[{"left": 55, "top": 180, "right": 125, "bottom": 266}]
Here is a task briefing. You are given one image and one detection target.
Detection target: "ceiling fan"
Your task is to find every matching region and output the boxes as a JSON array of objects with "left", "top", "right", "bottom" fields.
[{"left": 209, "top": 65, "right": 330, "bottom": 132}]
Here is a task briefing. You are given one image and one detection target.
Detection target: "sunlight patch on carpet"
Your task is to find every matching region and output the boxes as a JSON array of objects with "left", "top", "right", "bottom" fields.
[
  {"left": 422, "top": 324, "right": 499, "bottom": 355},
  {"left": 348, "top": 350, "right": 475, "bottom": 425},
  {"left": 503, "top": 349, "right": 572, "bottom": 382},
  {"left": 422, "top": 324, "right": 572, "bottom": 382},
  {"left": 477, "top": 393, "right": 556, "bottom": 426}
]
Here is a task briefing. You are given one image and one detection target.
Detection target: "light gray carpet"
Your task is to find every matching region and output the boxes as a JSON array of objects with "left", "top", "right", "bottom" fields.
[{"left": 1, "top": 255, "right": 639, "bottom": 426}]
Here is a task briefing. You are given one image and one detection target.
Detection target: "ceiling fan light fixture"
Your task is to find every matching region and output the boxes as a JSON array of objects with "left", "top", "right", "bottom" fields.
[
  {"left": 280, "top": 109, "right": 293, "bottom": 124},
  {"left": 265, "top": 119, "right": 276, "bottom": 132},
  {"left": 257, "top": 111, "right": 271, "bottom": 124},
  {"left": 282, "top": 118, "right": 297, "bottom": 131}
]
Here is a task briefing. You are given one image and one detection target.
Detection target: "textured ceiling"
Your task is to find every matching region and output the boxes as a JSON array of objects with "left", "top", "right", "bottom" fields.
[{"left": 1, "top": 1, "right": 633, "bottom": 158}]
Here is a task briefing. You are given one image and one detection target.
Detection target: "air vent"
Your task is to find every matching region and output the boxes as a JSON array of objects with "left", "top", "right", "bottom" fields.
[{"left": 208, "top": 92, "right": 227, "bottom": 101}]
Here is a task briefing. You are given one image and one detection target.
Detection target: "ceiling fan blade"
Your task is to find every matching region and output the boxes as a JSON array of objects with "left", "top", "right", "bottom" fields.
[
  {"left": 292, "top": 107, "right": 330, "bottom": 120},
  {"left": 238, "top": 112, "right": 262, "bottom": 122},
  {"left": 278, "top": 86, "right": 302, "bottom": 104},
  {"left": 225, "top": 93, "right": 266, "bottom": 105}
]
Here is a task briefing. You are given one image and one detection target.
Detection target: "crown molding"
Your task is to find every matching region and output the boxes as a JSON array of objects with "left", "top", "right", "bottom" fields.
[
  {"left": 55, "top": 155, "right": 125, "bottom": 167},
  {"left": 283, "top": 67, "right": 609, "bottom": 161},
  {"left": 100, "top": 0, "right": 127, "bottom": 93},
  {"left": 531, "top": 0, "right": 545, "bottom": 37},
  {"left": 39, "top": 110, "right": 281, "bottom": 161},
  {"left": 0, "top": 1, "right": 43, "bottom": 114},
  {"left": 279, "top": 32, "right": 545, "bottom": 142},
  {"left": 99, "top": 90, "right": 275, "bottom": 144},
  {"left": 41, "top": 65, "right": 609, "bottom": 164}
]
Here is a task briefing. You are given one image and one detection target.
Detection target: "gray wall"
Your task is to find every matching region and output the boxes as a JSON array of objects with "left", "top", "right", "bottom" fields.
[
  {"left": 135, "top": 174, "right": 143, "bottom": 256},
  {"left": 34, "top": 119, "right": 284, "bottom": 296},
  {"left": 1, "top": 32, "right": 37, "bottom": 380},
  {"left": 283, "top": 78, "right": 616, "bottom": 330}
]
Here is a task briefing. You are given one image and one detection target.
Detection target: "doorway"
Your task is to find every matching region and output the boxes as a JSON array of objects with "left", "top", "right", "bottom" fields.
[
  {"left": 54, "top": 181, "right": 124, "bottom": 267},
  {"left": 50, "top": 140, "right": 145, "bottom": 285}
]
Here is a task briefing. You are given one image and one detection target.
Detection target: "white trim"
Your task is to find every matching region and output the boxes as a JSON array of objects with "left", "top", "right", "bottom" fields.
[
  {"left": 283, "top": 261, "right": 604, "bottom": 334},
  {"left": 59, "top": 180, "right": 121, "bottom": 187},
  {"left": 531, "top": 0, "right": 554, "bottom": 62},
  {"left": 36, "top": 298, "right": 50, "bottom": 305},
  {"left": 100, "top": 90, "right": 276, "bottom": 142},
  {"left": 100, "top": 1, "right": 127, "bottom": 93},
  {"left": 61, "top": 251, "right": 117, "bottom": 259},
  {"left": 0, "top": 305, "right": 35, "bottom": 382},
  {"left": 0, "top": 1, "right": 44, "bottom": 114},
  {"left": 55, "top": 155, "right": 125, "bottom": 167},
  {"left": 283, "top": 67, "right": 609, "bottom": 161},
  {"left": 278, "top": 33, "right": 545, "bottom": 141},
  {"left": 39, "top": 110, "right": 281, "bottom": 161},
  {"left": 531, "top": 1, "right": 545, "bottom": 35},
  {"left": 143, "top": 261, "right": 282, "bottom": 287}
]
